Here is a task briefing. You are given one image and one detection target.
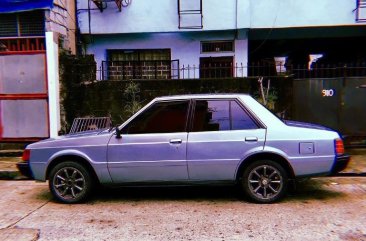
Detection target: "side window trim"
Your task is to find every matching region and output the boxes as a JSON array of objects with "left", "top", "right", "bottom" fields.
[{"left": 187, "top": 99, "right": 197, "bottom": 133}]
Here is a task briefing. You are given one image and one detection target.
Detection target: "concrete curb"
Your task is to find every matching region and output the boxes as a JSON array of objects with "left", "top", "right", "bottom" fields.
[
  {"left": 0, "top": 150, "right": 23, "bottom": 157},
  {"left": 0, "top": 150, "right": 24, "bottom": 180},
  {"left": 0, "top": 170, "right": 20, "bottom": 180},
  {"left": 0, "top": 170, "right": 29, "bottom": 180}
]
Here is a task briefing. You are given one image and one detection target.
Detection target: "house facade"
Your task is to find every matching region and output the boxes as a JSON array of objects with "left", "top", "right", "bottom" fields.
[
  {"left": 0, "top": 0, "right": 76, "bottom": 141},
  {"left": 77, "top": 0, "right": 366, "bottom": 80}
]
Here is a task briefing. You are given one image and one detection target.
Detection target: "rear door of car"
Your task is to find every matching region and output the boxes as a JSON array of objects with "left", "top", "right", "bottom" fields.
[
  {"left": 186, "top": 98, "right": 266, "bottom": 181},
  {"left": 107, "top": 100, "right": 190, "bottom": 183}
]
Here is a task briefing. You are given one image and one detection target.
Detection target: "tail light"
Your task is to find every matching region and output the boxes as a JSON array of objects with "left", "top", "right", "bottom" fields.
[
  {"left": 334, "top": 138, "right": 345, "bottom": 156},
  {"left": 22, "top": 149, "right": 30, "bottom": 161}
]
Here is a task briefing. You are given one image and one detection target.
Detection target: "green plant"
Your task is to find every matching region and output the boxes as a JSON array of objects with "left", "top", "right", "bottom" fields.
[
  {"left": 123, "top": 81, "right": 143, "bottom": 116},
  {"left": 255, "top": 77, "right": 278, "bottom": 110}
]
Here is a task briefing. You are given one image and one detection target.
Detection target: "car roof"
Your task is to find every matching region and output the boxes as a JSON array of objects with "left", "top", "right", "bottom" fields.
[{"left": 155, "top": 93, "right": 251, "bottom": 101}]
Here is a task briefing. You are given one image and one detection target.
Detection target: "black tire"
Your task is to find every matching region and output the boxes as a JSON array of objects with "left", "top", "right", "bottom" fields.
[
  {"left": 241, "top": 160, "right": 288, "bottom": 203},
  {"left": 49, "top": 161, "right": 94, "bottom": 204}
]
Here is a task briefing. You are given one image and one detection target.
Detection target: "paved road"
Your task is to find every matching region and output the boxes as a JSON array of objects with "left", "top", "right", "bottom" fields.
[{"left": 0, "top": 177, "right": 365, "bottom": 241}]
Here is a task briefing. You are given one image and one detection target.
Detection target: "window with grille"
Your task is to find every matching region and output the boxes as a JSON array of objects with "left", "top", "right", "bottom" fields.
[
  {"left": 106, "top": 49, "right": 173, "bottom": 80},
  {"left": 0, "top": 14, "right": 17, "bottom": 37},
  {"left": 108, "top": 49, "right": 171, "bottom": 61},
  {"left": 201, "top": 41, "right": 234, "bottom": 53},
  {"left": 0, "top": 10, "right": 45, "bottom": 37}
]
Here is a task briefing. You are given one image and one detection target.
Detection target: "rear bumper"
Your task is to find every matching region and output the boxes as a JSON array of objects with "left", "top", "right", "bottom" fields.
[
  {"left": 16, "top": 161, "right": 33, "bottom": 179},
  {"left": 331, "top": 154, "right": 350, "bottom": 174}
]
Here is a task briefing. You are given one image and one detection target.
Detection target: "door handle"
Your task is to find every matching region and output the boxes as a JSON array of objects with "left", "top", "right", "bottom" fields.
[
  {"left": 245, "top": 137, "right": 258, "bottom": 142},
  {"left": 169, "top": 139, "right": 182, "bottom": 144}
]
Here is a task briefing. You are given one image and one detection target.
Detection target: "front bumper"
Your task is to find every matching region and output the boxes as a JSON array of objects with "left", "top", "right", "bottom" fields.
[
  {"left": 16, "top": 161, "right": 33, "bottom": 179},
  {"left": 331, "top": 154, "right": 351, "bottom": 174}
]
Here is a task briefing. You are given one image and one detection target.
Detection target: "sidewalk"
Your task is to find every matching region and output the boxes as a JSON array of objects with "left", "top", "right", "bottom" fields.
[{"left": 0, "top": 149, "right": 365, "bottom": 180}]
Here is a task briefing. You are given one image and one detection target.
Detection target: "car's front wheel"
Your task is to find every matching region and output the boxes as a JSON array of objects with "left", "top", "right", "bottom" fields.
[
  {"left": 241, "top": 160, "right": 288, "bottom": 203},
  {"left": 49, "top": 161, "right": 94, "bottom": 203}
]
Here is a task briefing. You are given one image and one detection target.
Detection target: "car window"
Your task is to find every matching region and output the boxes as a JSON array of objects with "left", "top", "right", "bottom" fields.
[
  {"left": 192, "top": 100, "right": 258, "bottom": 132},
  {"left": 122, "top": 101, "right": 189, "bottom": 134},
  {"left": 231, "top": 101, "right": 259, "bottom": 130}
]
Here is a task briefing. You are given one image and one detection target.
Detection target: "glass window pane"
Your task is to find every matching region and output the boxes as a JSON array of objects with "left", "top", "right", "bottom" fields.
[
  {"left": 231, "top": 101, "right": 258, "bottom": 130},
  {"left": 192, "top": 100, "right": 230, "bottom": 132},
  {"left": 123, "top": 101, "right": 189, "bottom": 134}
]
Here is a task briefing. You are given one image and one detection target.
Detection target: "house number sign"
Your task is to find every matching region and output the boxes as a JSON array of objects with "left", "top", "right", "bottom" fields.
[{"left": 322, "top": 89, "right": 335, "bottom": 97}]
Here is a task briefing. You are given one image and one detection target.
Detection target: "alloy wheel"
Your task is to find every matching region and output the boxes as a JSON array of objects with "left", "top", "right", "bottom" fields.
[
  {"left": 247, "top": 164, "right": 283, "bottom": 200},
  {"left": 53, "top": 166, "right": 86, "bottom": 200}
]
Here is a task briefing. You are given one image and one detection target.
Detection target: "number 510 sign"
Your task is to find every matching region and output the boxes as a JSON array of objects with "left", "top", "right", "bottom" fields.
[{"left": 322, "top": 89, "right": 335, "bottom": 97}]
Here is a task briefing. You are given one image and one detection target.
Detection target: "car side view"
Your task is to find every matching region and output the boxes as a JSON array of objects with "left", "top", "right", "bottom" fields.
[{"left": 19, "top": 94, "right": 350, "bottom": 203}]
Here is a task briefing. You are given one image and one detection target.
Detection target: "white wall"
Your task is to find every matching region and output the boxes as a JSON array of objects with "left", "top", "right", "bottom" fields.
[
  {"left": 249, "top": 0, "right": 360, "bottom": 28},
  {"left": 77, "top": 0, "right": 249, "bottom": 33},
  {"left": 89, "top": 31, "right": 248, "bottom": 79},
  {"left": 77, "top": 0, "right": 362, "bottom": 34}
]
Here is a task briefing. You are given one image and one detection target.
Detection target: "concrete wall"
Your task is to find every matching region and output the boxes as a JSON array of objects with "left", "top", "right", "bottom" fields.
[
  {"left": 77, "top": 0, "right": 362, "bottom": 35},
  {"left": 90, "top": 31, "right": 248, "bottom": 79}
]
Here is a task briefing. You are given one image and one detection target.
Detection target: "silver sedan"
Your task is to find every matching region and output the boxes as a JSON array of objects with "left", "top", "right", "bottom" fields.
[{"left": 21, "top": 94, "right": 350, "bottom": 203}]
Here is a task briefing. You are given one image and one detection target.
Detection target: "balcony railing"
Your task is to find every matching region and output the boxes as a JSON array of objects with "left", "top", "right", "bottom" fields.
[
  {"left": 96, "top": 61, "right": 366, "bottom": 80},
  {"left": 0, "top": 37, "right": 45, "bottom": 52}
]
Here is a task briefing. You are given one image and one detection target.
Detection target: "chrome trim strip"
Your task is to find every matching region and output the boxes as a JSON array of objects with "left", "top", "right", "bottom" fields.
[
  {"left": 30, "top": 145, "right": 106, "bottom": 150},
  {"left": 108, "top": 141, "right": 186, "bottom": 146},
  {"left": 108, "top": 160, "right": 187, "bottom": 164}
]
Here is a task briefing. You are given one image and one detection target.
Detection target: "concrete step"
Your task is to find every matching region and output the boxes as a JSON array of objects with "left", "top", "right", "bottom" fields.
[
  {"left": 0, "top": 149, "right": 23, "bottom": 157},
  {"left": 0, "top": 156, "right": 28, "bottom": 180}
]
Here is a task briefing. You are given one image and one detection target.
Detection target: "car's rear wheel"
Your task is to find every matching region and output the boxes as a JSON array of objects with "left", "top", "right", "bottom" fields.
[
  {"left": 241, "top": 160, "right": 288, "bottom": 203},
  {"left": 49, "top": 161, "right": 94, "bottom": 203}
]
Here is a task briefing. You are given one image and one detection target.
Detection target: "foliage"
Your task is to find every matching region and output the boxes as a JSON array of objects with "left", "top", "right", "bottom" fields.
[
  {"left": 123, "top": 81, "right": 143, "bottom": 117},
  {"left": 255, "top": 77, "right": 278, "bottom": 111},
  {"left": 59, "top": 67, "right": 292, "bottom": 131}
]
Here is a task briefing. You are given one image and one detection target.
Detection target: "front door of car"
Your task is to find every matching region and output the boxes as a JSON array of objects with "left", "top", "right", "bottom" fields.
[
  {"left": 187, "top": 99, "right": 266, "bottom": 181},
  {"left": 107, "top": 100, "right": 190, "bottom": 183}
]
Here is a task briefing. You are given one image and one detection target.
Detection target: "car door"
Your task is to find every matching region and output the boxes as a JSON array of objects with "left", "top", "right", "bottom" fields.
[
  {"left": 107, "top": 100, "right": 190, "bottom": 183},
  {"left": 187, "top": 99, "right": 266, "bottom": 181}
]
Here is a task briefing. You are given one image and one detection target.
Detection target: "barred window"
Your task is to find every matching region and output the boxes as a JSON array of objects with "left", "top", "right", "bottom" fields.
[
  {"left": 0, "top": 10, "right": 45, "bottom": 37},
  {"left": 18, "top": 11, "right": 45, "bottom": 36},
  {"left": 0, "top": 14, "right": 17, "bottom": 37},
  {"left": 108, "top": 49, "right": 171, "bottom": 61},
  {"left": 106, "top": 49, "right": 173, "bottom": 80}
]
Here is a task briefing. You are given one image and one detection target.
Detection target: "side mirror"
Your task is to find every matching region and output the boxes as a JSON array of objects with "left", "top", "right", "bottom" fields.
[{"left": 115, "top": 126, "right": 122, "bottom": 139}]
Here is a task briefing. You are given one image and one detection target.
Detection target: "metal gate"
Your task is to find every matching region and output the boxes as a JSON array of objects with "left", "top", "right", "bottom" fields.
[
  {"left": 293, "top": 77, "right": 366, "bottom": 139},
  {"left": 0, "top": 51, "right": 49, "bottom": 142}
]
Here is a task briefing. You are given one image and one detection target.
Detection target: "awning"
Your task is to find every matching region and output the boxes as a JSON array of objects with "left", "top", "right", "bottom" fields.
[{"left": 0, "top": 0, "right": 53, "bottom": 13}]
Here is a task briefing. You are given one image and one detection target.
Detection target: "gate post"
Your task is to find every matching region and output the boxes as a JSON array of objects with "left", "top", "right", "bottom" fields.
[{"left": 46, "top": 32, "right": 61, "bottom": 138}]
